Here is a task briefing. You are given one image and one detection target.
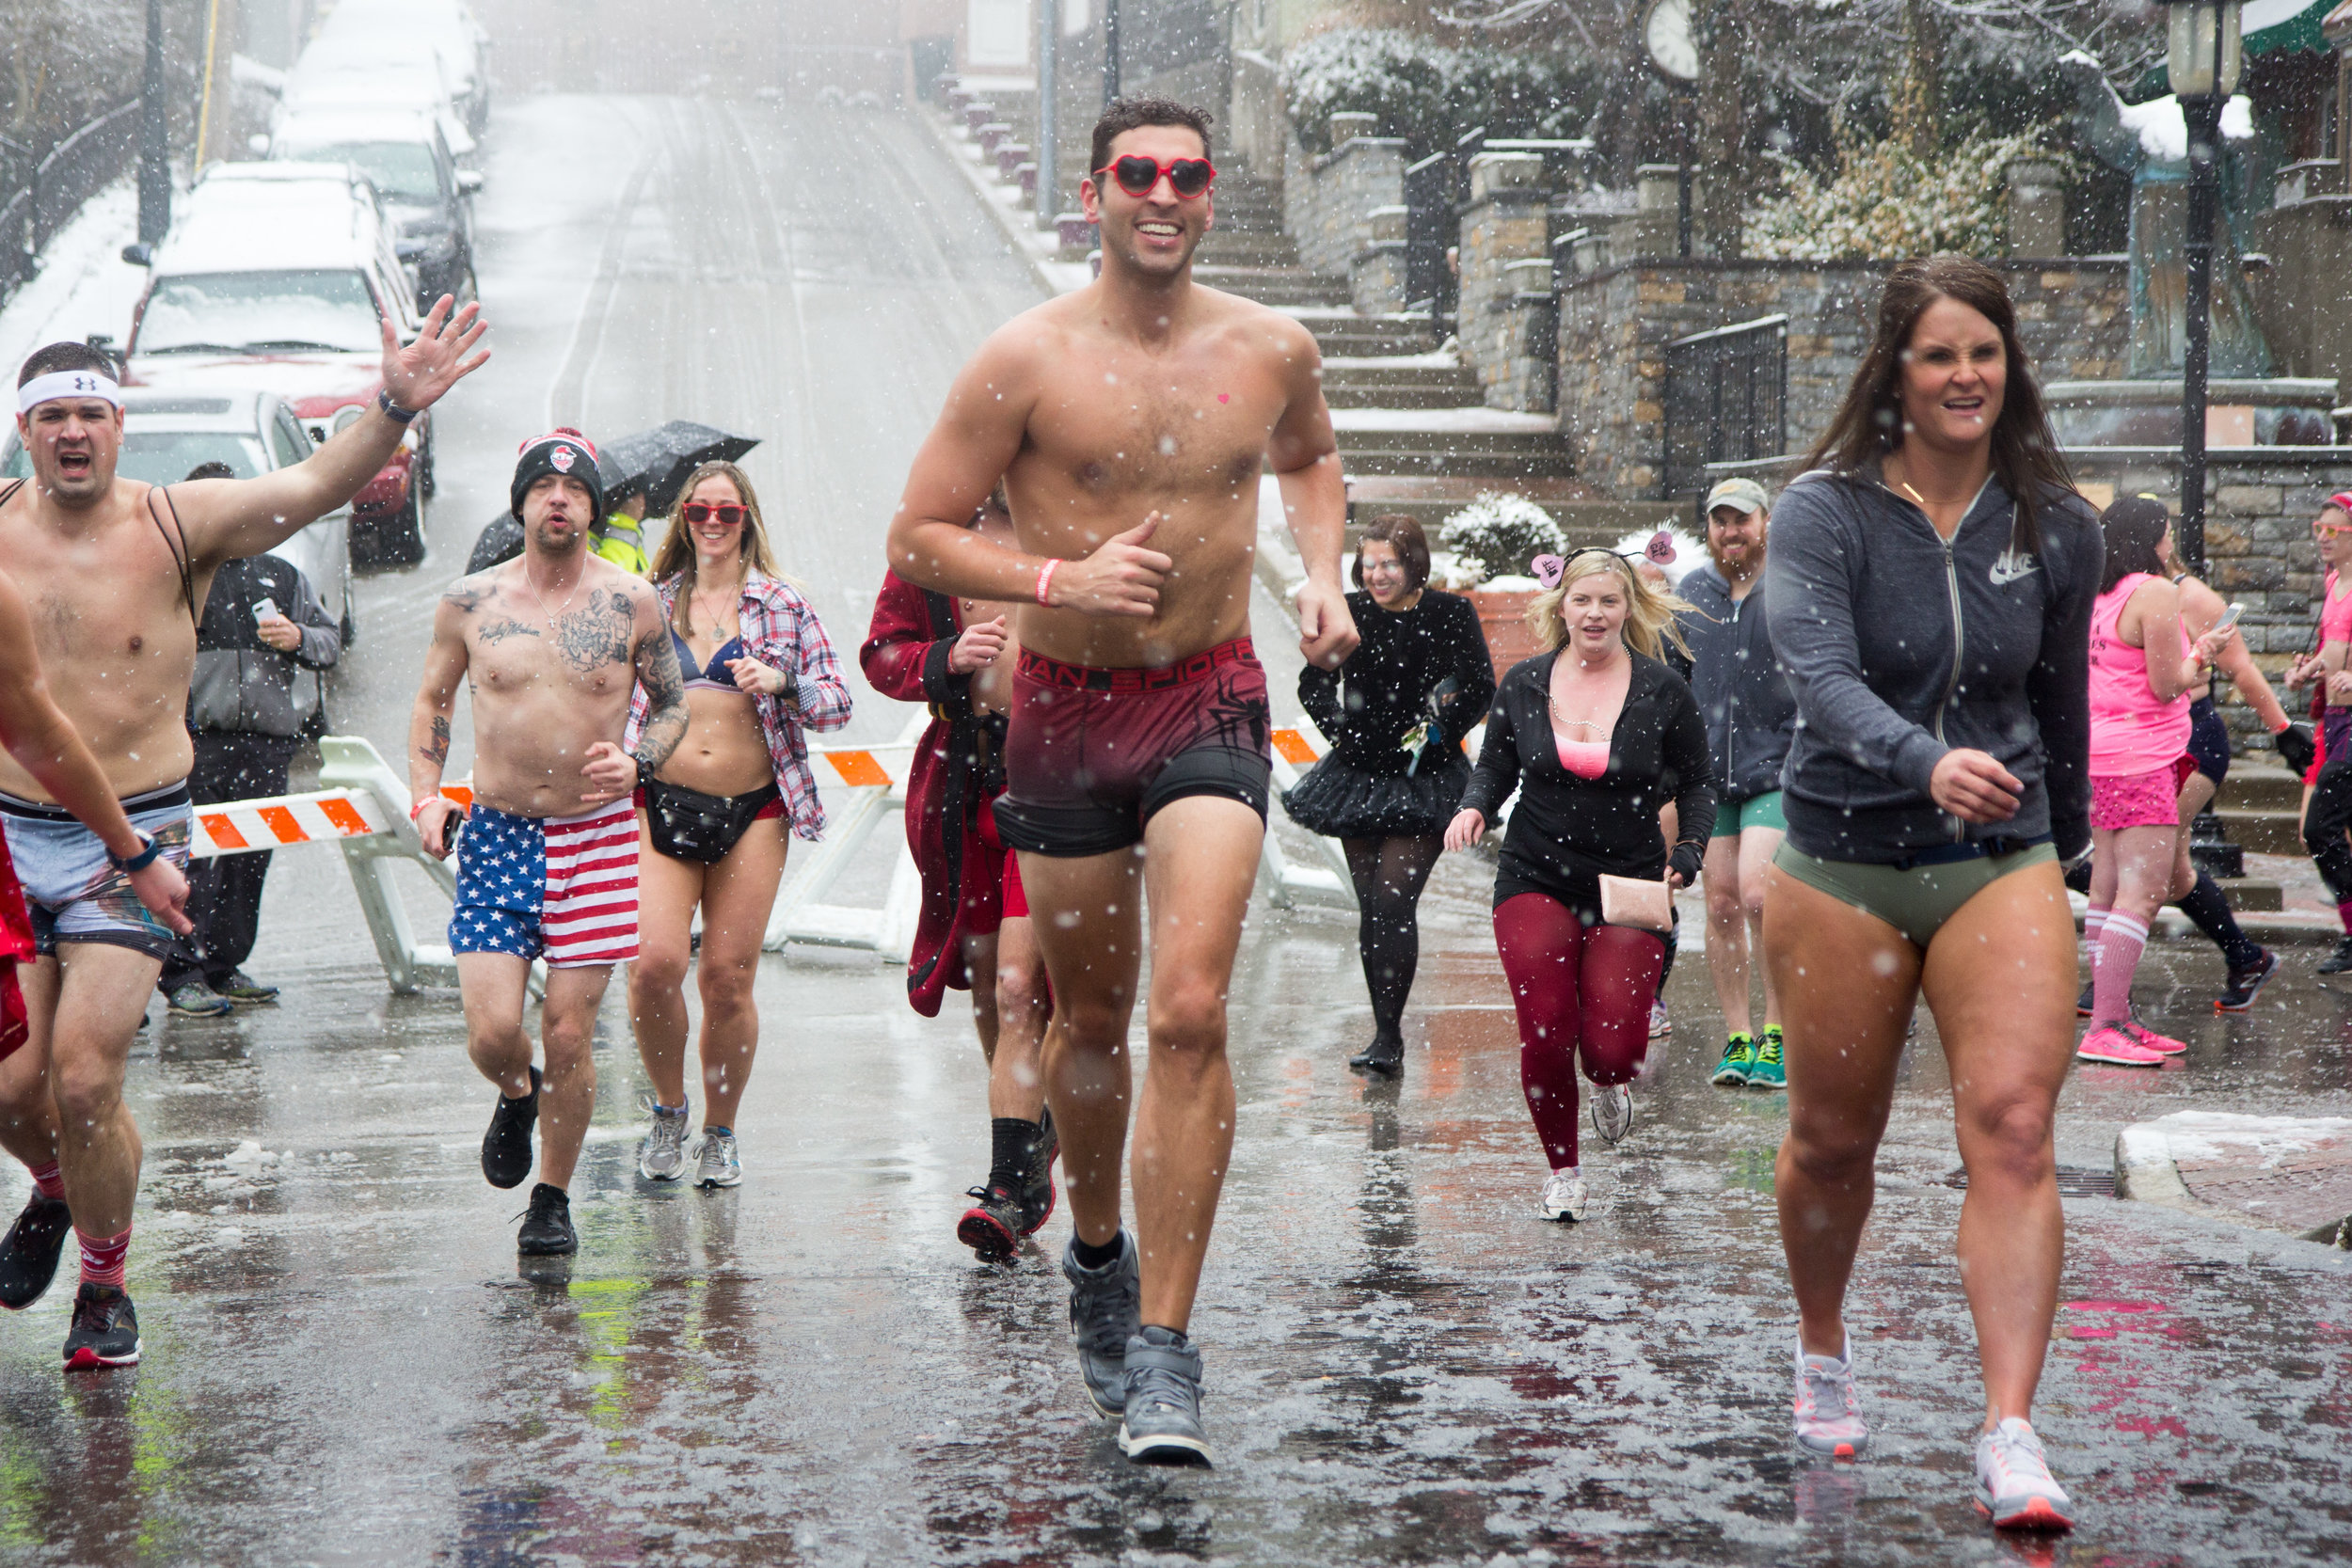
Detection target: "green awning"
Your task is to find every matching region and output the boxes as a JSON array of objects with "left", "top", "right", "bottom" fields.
[{"left": 2245, "top": 0, "right": 2329, "bottom": 54}]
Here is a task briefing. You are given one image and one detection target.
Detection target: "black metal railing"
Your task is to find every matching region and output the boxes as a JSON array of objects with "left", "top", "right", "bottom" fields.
[
  {"left": 0, "top": 102, "right": 140, "bottom": 310},
  {"left": 1661, "top": 313, "right": 1788, "bottom": 502},
  {"left": 1403, "top": 149, "right": 1455, "bottom": 331}
]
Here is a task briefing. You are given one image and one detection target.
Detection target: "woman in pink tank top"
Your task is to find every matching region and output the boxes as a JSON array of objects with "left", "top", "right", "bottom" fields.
[{"left": 2081, "top": 499, "right": 2227, "bottom": 1066}]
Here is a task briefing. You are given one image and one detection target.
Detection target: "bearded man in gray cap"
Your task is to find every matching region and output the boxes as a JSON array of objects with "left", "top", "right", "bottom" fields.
[
  {"left": 405, "top": 428, "right": 689, "bottom": 1258},
  {"left": 1677, "top": 477, "right": 1797, "bottom": 1090}
]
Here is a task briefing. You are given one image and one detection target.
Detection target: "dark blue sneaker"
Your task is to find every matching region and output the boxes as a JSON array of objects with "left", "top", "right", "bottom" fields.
[
  {"left": 63, "top": 1284, "right": 140, "bottom": 1370},
  {"left": 1118, "top": 1327, "right": 1213, "bottom": 1466},
  {"left": 0, "top": 1194, "right": 72, "bottom": 1309},
  {"left": 2217, "top": 948, "right": 2278, "bottom": 1012},
  {"left": 1062, "top": 1232, "right": 1139, "bottom": 1418}
]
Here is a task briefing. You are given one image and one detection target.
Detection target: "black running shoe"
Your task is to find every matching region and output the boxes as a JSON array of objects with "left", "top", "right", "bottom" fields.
[
  {"left": 1019, "top": 1108, "right": 1058, "bottom": 1236},
  {"left": 2322, "top": 938, "right": 2352, "bottom": 977},
  {"left": 0, "top": 1194, "right": 72, "bottom": 1310},
  {"left": 516, "top": 1182, "right": 576, "bottom": 1256},
  {"left": 958, "top": 1182, "right": 1025, "bottom": 1262},
  {"left": 481, "top": 1066, "right": 541, "bottom": 1189},
  {"left": 2075, "top": 978, "right": 2093, "bottom": 1020},
  {"left": 1348, "top": 1035, "right": 1405, "bottom": 1075},
  {"left": 2217, "top": 948, "right": 2280, "bottom": 1012},
  {"left": 62, "top": 1283, "right": 140, "bottom": 1370}
]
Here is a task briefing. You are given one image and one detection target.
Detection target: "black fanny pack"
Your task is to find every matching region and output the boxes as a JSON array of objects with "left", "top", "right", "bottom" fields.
[{"left": 643, "top": 779, "right": 779, "bottom": 863}]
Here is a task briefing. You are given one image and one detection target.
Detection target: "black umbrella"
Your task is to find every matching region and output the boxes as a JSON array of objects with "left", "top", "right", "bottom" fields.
[{"left": 600, "top": 421, "right": 760, "bottom": 516}]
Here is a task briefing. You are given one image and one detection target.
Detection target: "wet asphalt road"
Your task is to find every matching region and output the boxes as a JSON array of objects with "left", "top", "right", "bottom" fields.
[{"left": 6, "top": 97, "right": 2350, "bottom": 1567}]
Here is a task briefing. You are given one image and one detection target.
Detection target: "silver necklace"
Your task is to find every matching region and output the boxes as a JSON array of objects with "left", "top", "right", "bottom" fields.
[
  {"left": 523, "top": 562, "right": 581, "bottom": 630},
  {"left": 1550, "top": 654, "right": 1621, "bottom": 734}
]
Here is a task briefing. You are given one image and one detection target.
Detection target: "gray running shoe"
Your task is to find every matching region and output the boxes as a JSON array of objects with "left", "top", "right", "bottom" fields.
[
  {"left": 1062, "top": 1233, "right": 1140, "bottom": 1418},
  {"left": 1118, "top": 1327, "right": 1213, "bottom": 1466},
  {"left": 637, "top": 1099, "right": 691, "bottom": 1182},
  {"left": 694, "top": 1129, "right": 741, "bottom": 1189},
  {"left": 1591, "top": 1083, "right": 1633, "bottom": 1145}
]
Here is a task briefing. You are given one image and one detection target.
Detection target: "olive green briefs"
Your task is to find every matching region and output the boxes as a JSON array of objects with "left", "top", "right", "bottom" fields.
[{"left": 1770, "top": 840, "right": 2058, "bottom": 949}]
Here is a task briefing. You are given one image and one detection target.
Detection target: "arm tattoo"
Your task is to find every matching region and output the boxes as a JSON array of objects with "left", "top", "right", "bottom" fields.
[
  {"left": 477, "top": 616, "right": 540, "bottom": 644},
  {"left": 421, "top": 715, "right": 451, "bottom": 767},
  {"left": 632, "top": 615, "right": 690, "bottom": 773},
  {"left": 556, "top": 589, "right": 635, "bottom": 673}
]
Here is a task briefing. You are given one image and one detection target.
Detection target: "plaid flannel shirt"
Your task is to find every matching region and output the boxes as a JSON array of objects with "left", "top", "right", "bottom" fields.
[{"left": 627, "top": 567, "right": 852, "bottom": 841}]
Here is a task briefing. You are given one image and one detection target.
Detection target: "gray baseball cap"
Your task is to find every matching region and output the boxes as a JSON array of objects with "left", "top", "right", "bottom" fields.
[{"left": 1704, "top": 477, "right": 1770, "bottom": 516}]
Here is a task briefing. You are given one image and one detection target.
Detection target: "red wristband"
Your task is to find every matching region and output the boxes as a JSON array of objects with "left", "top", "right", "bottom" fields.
[{"left": 1035, "top": 558, "right": 1059, "bottom": 608}]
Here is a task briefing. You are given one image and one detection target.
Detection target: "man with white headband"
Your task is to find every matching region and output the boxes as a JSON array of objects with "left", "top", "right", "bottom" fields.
[{"left": 0, "top": 297, "right": 487, "bottom": 1370}]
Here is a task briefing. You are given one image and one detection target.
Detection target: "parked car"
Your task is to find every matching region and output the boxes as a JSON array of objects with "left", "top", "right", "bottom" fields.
[
  {"left": 119, "top": 168, "right": 434, "bottom": 567},
  {"left": 272, "top": 40, "right": 478, "bottom": 168},
  {"left": 0, "top": 387, "right": 355, "bottom": 648},
  {"left": 316, "top": 0, "right": 492, "bottom": 137},
  {"left": 268, "top": 108, "right": 478, "bottom": 310}
]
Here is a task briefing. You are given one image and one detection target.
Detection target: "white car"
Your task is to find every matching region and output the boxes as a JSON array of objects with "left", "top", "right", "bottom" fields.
[
  {"left": 0, "top": 387, "right": 355, "bottom": 645},
  {"left": 119, "top": 169, "right": 434, "bottom": 567},
  {"left": 316, "top": 0, "right": 491, "bottom": 136},
  {"left": 268, "top": 108, "right": 479, "bottom": 310},
  {"left": 273, "top": 40, "right": 477, "bottom": 167}
]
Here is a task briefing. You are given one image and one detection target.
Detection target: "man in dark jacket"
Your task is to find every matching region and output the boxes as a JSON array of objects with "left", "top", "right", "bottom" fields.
[
  {"left": 158, "top": 492, "right": 343, "bottom": 1015},
  {"left": 1677, "top": 479, "right": 1797, "bottom": 1088}
]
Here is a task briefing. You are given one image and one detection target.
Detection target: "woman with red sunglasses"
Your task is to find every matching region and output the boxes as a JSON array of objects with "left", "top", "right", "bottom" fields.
[{"left": 623, "top": 461, "right": 851, "bottom": 1192}]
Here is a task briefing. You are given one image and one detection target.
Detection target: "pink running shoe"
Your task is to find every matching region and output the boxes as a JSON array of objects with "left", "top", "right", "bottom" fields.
[
  {"left": 1792, "top": 1336, "right": 1869, "bottom": 1459},
  {"left": 2076, "top": 1023, "right": 2164, "bottom": 1066},
  {"left": 2121, "top": 1019, "right": 2187, "bottom": 1055}
]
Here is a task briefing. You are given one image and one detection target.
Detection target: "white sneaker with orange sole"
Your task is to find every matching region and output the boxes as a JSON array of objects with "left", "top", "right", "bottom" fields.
[
  {"left": 1974, "top": 1417, "right": 2074, "bottom": 1531},
  {"left": 1792, "top": 1337, "right": 1869, "bottom": 1459}
]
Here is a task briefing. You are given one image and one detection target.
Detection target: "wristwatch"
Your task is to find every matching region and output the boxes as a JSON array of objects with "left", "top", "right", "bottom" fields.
[
  {"left": 377, "top": 386, "right": 420, "bottom": 424},
  {"left": 107, "top": 828, "right": 162, "bottom": 874}
]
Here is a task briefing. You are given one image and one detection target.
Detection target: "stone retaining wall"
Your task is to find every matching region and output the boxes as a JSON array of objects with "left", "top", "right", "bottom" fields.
[
  {"left": 1558, "top": 259, "right": 2131, "bottom": 499},
  {"left": 1282, "top": 120, "right": 1406, "bottom": 311}
]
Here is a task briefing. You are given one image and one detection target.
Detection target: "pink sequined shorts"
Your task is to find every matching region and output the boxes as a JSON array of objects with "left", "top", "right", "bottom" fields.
[{"left": 2090, "top": 756, "right": 2196, "bottom": 832}]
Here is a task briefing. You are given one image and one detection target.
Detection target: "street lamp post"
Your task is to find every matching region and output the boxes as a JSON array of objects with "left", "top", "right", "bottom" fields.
[
  {"left": 1103, "top": 0, "right": 1120, "bottom": 105},
  {"left": 2167, "top": 0, "right": 2244, "bottom": 580},
  {"left": 137, "top": 0, "right": 169, "bottom": 245},
  {"left": 1038, "top": 0, "right": 1057, "bottom": 230}
]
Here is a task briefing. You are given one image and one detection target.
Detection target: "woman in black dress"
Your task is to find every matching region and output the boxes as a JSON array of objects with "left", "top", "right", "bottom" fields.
[{"left": 1283, "top": 515, "right": 1496, "bottom": 1075}]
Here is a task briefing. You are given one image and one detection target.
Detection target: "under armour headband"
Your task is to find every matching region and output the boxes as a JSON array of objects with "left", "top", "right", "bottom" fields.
[{"left": 17, "top": 371, "right": 122, "bottom": 415}]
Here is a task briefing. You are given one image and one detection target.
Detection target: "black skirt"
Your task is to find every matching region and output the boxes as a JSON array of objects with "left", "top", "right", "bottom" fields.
[{"left": 1280, "top": 753, "right": 1469, "bottom": 839}]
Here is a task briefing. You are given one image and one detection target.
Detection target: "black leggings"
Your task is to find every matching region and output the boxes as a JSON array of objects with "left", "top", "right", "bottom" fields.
[
  {"left": 2307, "top": 757, "right": 2352, "bottom": 905},
  {"left": 1342, "top": 834, "right": 1446, "bottom": 1043}
]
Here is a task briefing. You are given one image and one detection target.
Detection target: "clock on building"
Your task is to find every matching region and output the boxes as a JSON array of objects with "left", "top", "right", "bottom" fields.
[{"left": 1643, "top": 0, "right": 1700, "bottom": 83}]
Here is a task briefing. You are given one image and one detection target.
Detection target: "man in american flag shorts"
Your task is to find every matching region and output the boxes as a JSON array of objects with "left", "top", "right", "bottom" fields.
[{"left": 407, "top": 431, "right": 689, "bottom": 1257}]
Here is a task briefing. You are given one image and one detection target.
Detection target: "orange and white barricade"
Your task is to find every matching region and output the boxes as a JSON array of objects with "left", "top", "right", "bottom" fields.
[
  {"left": 762, "top": 713, "right": 926, "bottom": 961},
  {"left": 1259, "top": 719, "right": 1359, "bottom": 911}
]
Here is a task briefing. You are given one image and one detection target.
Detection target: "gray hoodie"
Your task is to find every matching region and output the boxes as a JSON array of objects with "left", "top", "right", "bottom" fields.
[
  {"left": 1764, "top": 466, "right": 2100, "bottom": 863},
  {"left": 1676, "top": 560, "right": 1797, "bottom": 800}
]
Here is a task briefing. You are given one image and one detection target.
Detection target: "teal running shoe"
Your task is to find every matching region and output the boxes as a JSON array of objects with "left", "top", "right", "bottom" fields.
[
  {"left": 1711, "top": 1033, "right": 1755, "bottom": 1086},
  {"left": 1748, "top": 1027, "right": 1788, "bottom": 1088}
]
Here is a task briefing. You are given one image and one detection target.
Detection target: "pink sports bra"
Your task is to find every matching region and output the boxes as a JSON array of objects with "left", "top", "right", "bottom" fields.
[{"left": 1555, "top": 737, "right": 1610, "bottom": 779}]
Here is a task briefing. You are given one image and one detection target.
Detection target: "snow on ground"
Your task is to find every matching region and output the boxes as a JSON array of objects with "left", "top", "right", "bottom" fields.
[{"left": 0, "top": 176, "right": 149, "bottom": 375}]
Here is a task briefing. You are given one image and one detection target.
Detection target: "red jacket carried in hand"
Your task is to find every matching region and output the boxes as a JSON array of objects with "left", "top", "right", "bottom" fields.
[{"left": 860, "top": 571, "right": 1008, "bottom": 1017}]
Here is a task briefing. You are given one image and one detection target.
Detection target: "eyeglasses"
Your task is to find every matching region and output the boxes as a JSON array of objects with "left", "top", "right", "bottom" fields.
[
  {"left": 1092, "top": 155, "right": 1216, "bottom": 199},
  {"left": 2314, "top": 518, "right": 2352, "bottom": 537},
  {"left": 682, "top": 502, "right": 748, "bottom": 526}
]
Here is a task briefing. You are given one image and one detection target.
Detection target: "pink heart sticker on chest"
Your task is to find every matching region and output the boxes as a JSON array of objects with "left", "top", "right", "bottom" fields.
[{"left": 1217, "top": 393, "right": 1230, "bottom": 404}]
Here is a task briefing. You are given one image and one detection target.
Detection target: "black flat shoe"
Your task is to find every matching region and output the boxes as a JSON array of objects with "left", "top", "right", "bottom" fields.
[{"left": 1348, "top": 1036, "right": 1405, "bottom": 1076}]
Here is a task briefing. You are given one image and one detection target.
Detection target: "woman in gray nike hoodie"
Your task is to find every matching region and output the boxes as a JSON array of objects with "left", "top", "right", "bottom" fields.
[{"left": 1758, "top": 257, "right": 2099, "bottom": 1528}]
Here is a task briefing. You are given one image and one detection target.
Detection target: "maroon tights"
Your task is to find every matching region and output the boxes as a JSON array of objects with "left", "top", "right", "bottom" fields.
[{"left": 1492, "top": 892, "right": 1664, "bottom": 1170}]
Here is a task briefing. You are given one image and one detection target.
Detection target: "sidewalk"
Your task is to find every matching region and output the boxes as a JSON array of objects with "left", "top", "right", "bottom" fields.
[
  {"left": 916, "top": 103, "right": 1089, "bottom": 298},
  {"left": 2117, "top": 1110, "right": 2352, "bottom": 1243},
  {"left": 0, "top": 175, "right": 146, "bottom": 375}
]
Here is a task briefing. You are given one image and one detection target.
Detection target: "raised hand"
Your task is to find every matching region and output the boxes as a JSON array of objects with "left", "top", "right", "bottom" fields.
[
  {"left": 380, "top": 294, "right": 491, "bottom": 413},
  {"left": 1048, "top": 515, "right": 1171, "bottom": 618}
]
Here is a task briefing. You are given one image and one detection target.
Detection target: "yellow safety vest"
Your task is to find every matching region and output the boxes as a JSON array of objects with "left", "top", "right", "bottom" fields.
[{"left": 589, "top": 515, "right": 650, "bottom": 575}]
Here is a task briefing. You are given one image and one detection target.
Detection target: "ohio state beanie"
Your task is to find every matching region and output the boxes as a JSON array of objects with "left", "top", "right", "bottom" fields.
[{"left": 510, "top": 428, "right": 604, "bottom": 521}]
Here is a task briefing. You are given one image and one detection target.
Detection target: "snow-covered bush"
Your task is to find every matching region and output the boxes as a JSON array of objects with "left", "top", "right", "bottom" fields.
[
  {"left": 1279, "top": 28, "right": 1592, "bottom": 157},
  {"left": 1746, "top": 116, "right": 2074, "bottom": 261},
  {"left": 1440, "top": 493, "right": 1565, "bottom": 587}
]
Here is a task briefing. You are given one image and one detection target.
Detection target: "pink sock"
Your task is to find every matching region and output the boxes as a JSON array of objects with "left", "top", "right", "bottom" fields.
[
  {"left": 25, "top": 1161, "right": 62, "bottom": 1201},
  {"left": 75, "top": 1225, "right": 129, "bottom": 1290},
  {"left": 2084, "top": 904, "right": 2110, "bottom": 943},
  {"left": 2091, "top": 913, "right": 2148, "bottom": 1026}
]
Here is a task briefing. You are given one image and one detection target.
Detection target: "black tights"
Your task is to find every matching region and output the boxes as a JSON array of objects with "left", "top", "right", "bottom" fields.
[
  {"left": 2308, "top": 758, "right": 2352, "bottom": 907},
  {"left": 1343, "top": 834, "right": 1446, "bottom": 1045}
]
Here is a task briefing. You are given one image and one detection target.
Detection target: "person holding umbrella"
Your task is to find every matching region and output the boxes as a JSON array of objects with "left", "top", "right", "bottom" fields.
[
  {"left": 588, "top": 470, "right": 652, "bottom": 575},
  {"left": 626, "top": 461, "right": 851, "bottom": 1191}
]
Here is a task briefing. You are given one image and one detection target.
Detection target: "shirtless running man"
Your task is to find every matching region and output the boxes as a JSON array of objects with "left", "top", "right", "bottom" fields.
[
  {"left": 0, "top": 303, "right": 485, "bottom": 1368},
  {"left": 886, "top": 97, "right": 1357, "bottom": 1465},
  {"left": 408, "top": 431, "right": 688, "bottom": 1259}
]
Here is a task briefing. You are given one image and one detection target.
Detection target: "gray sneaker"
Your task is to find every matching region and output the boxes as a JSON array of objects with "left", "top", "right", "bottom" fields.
[
  {"left": 1061, "top": 1233, "right": 1140, "bottom": 1418},
  {"left": 694, "top": 1129, "right": 741, "bottom": 1189},
  {"left": 1117, "top": 1326, "right": 1213, "bottom": 1466},
  {"left": 637, "top": 1100, "right": 691, "bottom": 1181}
]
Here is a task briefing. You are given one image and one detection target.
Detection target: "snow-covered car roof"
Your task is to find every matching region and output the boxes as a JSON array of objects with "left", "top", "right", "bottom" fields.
[
  {"left": 272, "top": 106, "right": 447, "bottom": 150},
  {"left": 149, "top": 179, "right": 394, "bottom": 277},
  {"left": 117, "top": 387, "right": 276, "bottom": 428}
]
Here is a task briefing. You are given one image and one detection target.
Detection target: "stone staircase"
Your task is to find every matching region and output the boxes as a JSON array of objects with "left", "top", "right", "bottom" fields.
[{"left": 2214, "top": 765, "right": 2303, "bottom": 859}]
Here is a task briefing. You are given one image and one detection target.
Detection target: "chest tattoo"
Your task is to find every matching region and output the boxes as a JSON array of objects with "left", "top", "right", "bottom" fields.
[{"left": 554, "top": 589, "right": 634, "bottom": 673}]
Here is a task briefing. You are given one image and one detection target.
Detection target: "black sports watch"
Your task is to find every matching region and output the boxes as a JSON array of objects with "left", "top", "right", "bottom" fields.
[
  {"left": 108, "top": 829, "right": 163, "bottom": 874},
  {"left": 377, "top": 387, "right": 420, "bottom": 424}
]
